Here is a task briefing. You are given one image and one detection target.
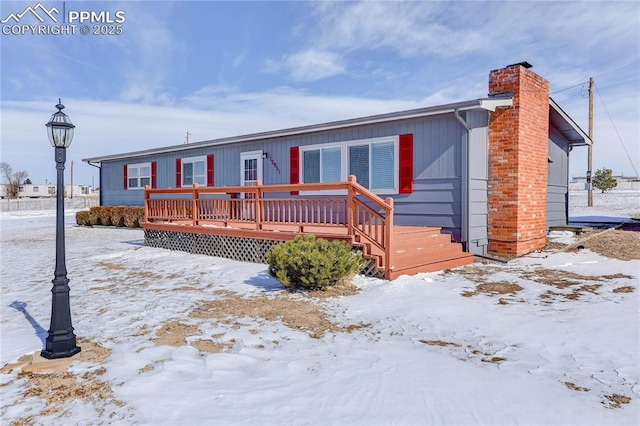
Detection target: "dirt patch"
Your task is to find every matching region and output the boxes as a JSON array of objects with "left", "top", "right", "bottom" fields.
[
  {"left": 461, "top": 281, "right": 523, "bottom": 298},
  {"left": 576, "top": 230, "right": 640, "bottom": 261},
  {"left": 521, "top": 268, "right": 634, "bottom": 302},
  {"left": 152, "top": 321, "right": 198, "bottom": 347},
  {"left": 602, "top": 393, "right": 632, "bottom": 409},
  {"left": 447, "top": 264, "right": 502, "bottom": 281},
  {"left": 565, "top": 381, "right": 590, "bottom": 392},
  {"left": 190, "top": 291, "right": 368, "bottom": 339},
  {"left": 5, "top": 340, "right": 123, "bottom": 425},
  {"left": 522, "top": 269, "right": 633, "bottom": 288},
  {"left": 191, "top": 339, "right": 235, "bottom": 353},
  {"left": 481, "top": 356, "right": 506, "bottom": 363},
  {"left": 304, "top": 280, "right": 360, "bottom": 298},
  {"left": 95, "top": 261, "right": 126, "bottom": 271},
  {"left": 419, "top": 340, "right": 461, "bottom": 347},
  {"left": 613, "top": 286, "right": 635, "bottom": 293}
]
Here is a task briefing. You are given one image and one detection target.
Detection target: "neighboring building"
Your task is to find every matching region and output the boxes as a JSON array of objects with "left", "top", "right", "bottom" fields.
[
  {"left": 0, "top": 184, "right": 94, "bottom": 198},
  {"left": 83, "top": 62, "right": 590, "bottom": 257},
  {"left": 572, "top": 174, "right": 639, "bottom": 183}
]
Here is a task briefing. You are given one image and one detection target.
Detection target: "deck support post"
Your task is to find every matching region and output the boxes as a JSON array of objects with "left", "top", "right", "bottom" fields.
[
  {"left": 255, "top": 180, "right": 263, "bottom": 230},
  {"left": 347, "top": 175, "right": 356, "bottom": 236},
  {"left": 384, "top": 197, "right": 394, "bottom": 280},
  {"left": 144, "top": 185, "right": 150, "bottom": 223},
  {"left": 192, "top": 183, "right": 199, "bottom": 226}
]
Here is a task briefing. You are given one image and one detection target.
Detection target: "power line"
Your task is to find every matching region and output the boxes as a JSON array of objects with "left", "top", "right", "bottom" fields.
[
  {"left": 594, "top": 83, "right": 639, "bottom": 177},
  {"left": 550, "top": 81, "right": 589, "bottom": 95}
]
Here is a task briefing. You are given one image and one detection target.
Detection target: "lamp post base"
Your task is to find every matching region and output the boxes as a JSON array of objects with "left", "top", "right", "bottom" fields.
[{"left": 41, "top": 345, "right": 81, "bottom": 360}]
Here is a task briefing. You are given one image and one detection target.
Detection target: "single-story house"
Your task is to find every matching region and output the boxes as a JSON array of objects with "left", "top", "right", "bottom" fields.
[{"left": 84, "top": 62, "right": 590, "bottom": 277}]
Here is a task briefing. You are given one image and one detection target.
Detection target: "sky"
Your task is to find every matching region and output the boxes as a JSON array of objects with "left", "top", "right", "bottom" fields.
[{"left": 0, "top": 0, "right": 638, "bottom": 187}]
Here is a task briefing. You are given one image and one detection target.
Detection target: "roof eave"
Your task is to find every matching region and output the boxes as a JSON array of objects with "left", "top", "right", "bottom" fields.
[
  {"left": 549, "top": 98, "right": 592, "bottom": 146},
  {"left": 82, "top": 97, "right": 512, "bottom": 164}
]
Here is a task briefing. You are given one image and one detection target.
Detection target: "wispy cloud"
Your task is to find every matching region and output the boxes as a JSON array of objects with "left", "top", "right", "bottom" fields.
[{"left": 285, "top": 49, "right": 345, "bottom": 82}]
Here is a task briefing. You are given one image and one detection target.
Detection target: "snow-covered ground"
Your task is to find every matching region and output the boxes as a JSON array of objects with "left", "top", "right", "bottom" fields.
[
  {"left": 570, "top": 190, "right": 640, "bottom": 222},
  {"left": 1, "top": 193, "right": 639, "bottom": 425}
]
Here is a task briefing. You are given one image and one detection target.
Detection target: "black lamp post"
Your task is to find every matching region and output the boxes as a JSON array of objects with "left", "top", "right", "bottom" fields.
[{"left": 41, "top": 99, "right": 81, "bottom": 359}]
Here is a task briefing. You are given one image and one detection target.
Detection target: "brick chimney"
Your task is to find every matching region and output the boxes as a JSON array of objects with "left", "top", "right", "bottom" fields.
[{"left": 487, "top": 62, "right": 550, "bottom": 255}]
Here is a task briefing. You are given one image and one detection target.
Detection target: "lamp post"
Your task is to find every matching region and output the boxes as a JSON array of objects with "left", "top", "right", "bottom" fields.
[{"left": 41, "top": 99, "right": 81, "bottom": 359}]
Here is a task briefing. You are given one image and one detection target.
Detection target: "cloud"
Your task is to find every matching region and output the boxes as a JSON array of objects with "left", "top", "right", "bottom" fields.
[
  {"left": 305, "top": 1, "right": 639, "bottom": 62},
  {"left": 266, "top": 49, "right": 346, "bottom": 82}
]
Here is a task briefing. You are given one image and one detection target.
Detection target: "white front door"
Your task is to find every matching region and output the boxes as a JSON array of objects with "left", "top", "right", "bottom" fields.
[
  {"left": 240, "top": 151, "right": 263, "bottom": 219},
  {"left": 240, "top": 151, "right": 263, "bottom": 189}
]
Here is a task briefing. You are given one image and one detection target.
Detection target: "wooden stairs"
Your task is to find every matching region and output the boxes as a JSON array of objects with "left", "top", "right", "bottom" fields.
[{"left": 354, "top": 226, "right": 474, "bottom": 280}]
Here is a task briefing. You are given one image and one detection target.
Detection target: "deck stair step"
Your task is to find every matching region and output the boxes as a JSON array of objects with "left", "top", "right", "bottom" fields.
[{"left": 353, "top": 225, "right": 474, "bottom": 280}]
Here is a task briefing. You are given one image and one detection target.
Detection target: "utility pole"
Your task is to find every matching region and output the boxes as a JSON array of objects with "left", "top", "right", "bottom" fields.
[
  {"left": 185, "top": 131, "right": 191, "bottom": 144},
  {"left": 588, "top": 77, "right": 594, "bottom": 207}
]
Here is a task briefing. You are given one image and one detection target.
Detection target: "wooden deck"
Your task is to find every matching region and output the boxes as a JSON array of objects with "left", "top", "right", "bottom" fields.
[{"left": 143, "top": 176, "right": 473, "bottom": 280}]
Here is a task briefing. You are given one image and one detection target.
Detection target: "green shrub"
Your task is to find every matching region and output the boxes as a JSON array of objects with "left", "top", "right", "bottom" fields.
[
  {"left": 111, "top": 206, "right": 126, "bottom": 227},
  {"left": 267, "top": 235, "right": 363, "bottom": 291},
  {"left": 75, "top": 210, "right": 90, "bottom": 226},
  {"left": 88, "top": 206, "right": 102, "bottom": 226}
]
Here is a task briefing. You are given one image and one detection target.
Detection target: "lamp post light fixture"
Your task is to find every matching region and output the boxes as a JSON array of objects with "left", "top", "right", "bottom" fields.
[{"left": 41, "top": 99, "right": 81, "bottom": 359}]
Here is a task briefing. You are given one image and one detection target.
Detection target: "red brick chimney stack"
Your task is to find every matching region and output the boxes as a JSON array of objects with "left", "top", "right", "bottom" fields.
[{"left": 487, "top": 62, "right": 550, "bottom": 255}]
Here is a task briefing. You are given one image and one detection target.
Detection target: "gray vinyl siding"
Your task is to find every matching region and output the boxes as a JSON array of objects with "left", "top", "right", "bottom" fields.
[
  {"left": 99, "top": 112, "right": 471, "bottom": 241},
  {"left": 547, "top": 127, "right": 570, "bottom": 228}
]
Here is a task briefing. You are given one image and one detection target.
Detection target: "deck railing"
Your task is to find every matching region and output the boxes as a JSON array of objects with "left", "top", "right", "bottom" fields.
[{"left": 144, "top": 175, "right": 394, "bottom": 268}]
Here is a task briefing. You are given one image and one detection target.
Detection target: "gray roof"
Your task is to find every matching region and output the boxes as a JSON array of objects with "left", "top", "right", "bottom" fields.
[
  {"left": 82, "top": 97, "right": 512, "bottom": 163},
  {"left": 82, "top": 95, "right": 589, "bottom": 163}
]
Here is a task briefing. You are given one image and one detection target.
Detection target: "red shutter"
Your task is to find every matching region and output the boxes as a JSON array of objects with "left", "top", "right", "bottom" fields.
[
  {"left": 151, "top": 161, "right": 157, "bottom": 189},
  {"left": 399, "top": 134, "right": 413, "bottom": 194},
  {"left": 207, "top": 154, "right": 214, "bottom": 186},
  {"left": 175, "top": 158, "right": 182, "bottom": 188},
  {"left": 123, "top": 164, "right": 128, "bottom": 190},
  {"left": 290, "top": 146, "right": 299, "bottom": 195}
]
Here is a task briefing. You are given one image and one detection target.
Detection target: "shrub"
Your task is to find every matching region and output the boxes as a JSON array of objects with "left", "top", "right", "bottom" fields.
[
  {"left": 267, "top": 235, "right": 363, "bottom": 291},
  {"left": 75, "top": 210, "right": 90, "bottom": 226},
  {"left": 88, "top": 206, "right": 102, "bottom": 226},
  {"left": 98, "top": 206, "right": 114, "bottom": 227},
  {"left": 123, "top": 206, "right": 144, "bottom": 228},
  {"left": 111, "top": 206, "right": 126, "bottom": 227}
]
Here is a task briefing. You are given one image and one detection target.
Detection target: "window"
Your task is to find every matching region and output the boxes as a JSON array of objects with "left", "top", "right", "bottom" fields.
[
  {"left": 33, "top": 186, "right": 39, "bottom": 192},
  {"left": 48, "top": 187, "right": 56, "bottom": 195},
  {"left": 299, "top": 136, "right": 399, "bottom": 193},
  {"left": 181, "top": 156, "right": 206, "bottom": 186},
  {"left": 127, "top": 163, "right": 151, "bottom": 189},
  {"left": 19, "top": 186, "right": 24, "bottom": 192}
]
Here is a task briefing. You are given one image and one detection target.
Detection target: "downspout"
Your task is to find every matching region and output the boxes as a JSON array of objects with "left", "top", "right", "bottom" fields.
[
  {"left": 87, "top": 161, "right": 102, "bottom": 206},
  {"left": 454, "top": 108, "right": 471, "bottom": 252}
]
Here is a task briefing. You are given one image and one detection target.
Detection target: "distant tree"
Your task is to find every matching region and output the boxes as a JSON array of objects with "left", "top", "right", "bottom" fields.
[
  {"left": 0, "top": 162, "right": 29, "bottom": 199},
  {"left": 24, "top": 178, "right": 32, "bottom": 184},
  {"left": 592, "top": 168, "right": 617, "bottom": 193}
]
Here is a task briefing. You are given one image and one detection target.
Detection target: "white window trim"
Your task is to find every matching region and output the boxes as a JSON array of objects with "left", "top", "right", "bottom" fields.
[
  {"left": 299, "top": 135, "right": 399, "bottom": 195},
  {"left": 181, "top": 156, "right": 207, "bottom": 187},
  {"left": 127, "top": 162, "right": 151, "bottom": 190}
]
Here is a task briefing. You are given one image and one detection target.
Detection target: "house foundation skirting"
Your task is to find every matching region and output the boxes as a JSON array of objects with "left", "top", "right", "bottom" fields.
[{"left": 143, "top": 228, "right": 384, "bottom": 279}]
